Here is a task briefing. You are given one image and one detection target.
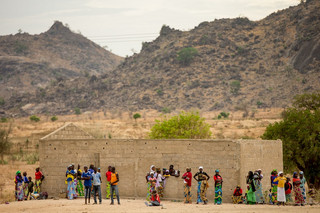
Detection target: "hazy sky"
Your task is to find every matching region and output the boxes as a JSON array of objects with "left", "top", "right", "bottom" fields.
[{"left": 0, "top": 0, "right": 299, "bottom": 57}]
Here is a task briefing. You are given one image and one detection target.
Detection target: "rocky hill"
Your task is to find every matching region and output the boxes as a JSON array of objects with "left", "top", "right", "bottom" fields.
[
  {"left": 0, "top": 21, "right": 123, "bottom": 100},
  {"left": 1, "top": 0, "right": 320, "bottom": 116}
]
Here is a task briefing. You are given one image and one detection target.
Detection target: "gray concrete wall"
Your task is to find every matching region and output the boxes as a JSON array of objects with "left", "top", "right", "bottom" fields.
[{"left": 39, "top": 138, "right": 282, "bottom": 203}]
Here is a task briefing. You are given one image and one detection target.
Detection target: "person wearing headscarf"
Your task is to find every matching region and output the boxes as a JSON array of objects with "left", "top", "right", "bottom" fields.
[
  {"left": 246, "top": 171, "right": 256, "bottom": 205},
  {"left": 270, "top": 169, "right": 278, "bottom": 204},
  {"left": 193, "top": 166, "right": 210, "bottom": 204},
  {"left": 146, "top": 167, "right": 156, "bottom": 201},
  {"left": 182, "top": 168, "right": 192, "bottom": 204},
  {"left": 232, "top": 185, "right": 243, "bottom": 204},
  {"left": 299, "top": 171, "right": 307, "bottom": 203},
  {"left": 253, "top": 170, "right": 264, "bottom": 204},
  {"left": 14, "top": 171, "right": 24, "bottom": 201},
  {"left": 214, "top": 169, "right": 223, "bottom": 205},
  {"left": 274, "top": 171, "right": 286, "bottom": 205},
  {"left": 66, "top": 165, "right": 76, "bottom": 199},
  {"left": 293, "top": 172, "right": 304, "bottom": 206},
  {"left": 106, "top": 166, "right": 115, "bottom": 199}
]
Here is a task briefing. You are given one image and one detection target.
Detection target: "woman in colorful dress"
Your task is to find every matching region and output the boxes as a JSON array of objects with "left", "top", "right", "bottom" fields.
[
  {"left": 14, "top": 171, "right": 24, "bottom": 201},
  {"left": 232, "top": 185, "right": 243, "bottom": 204},
  {"left": 254, "top": 170, "right": 264, "bottom": 204},
  {"left": 76, "top": 164, "right": 84, "bottom": 196},
  {"left": 214, "top": 169, "right": 223, "bottom": 205},
  {"left": 22, "top": 172, "right": 29, "bottom": 200},
  {"left": 270, "top": 169, "right": 278, "bottom": 204},
  {"left": 182, "top": 168, "right": 192, "bottom": 204},
  {"left": 146, "top": 165, "right": 156, "bottom": 201},
  {"left": 299, "top": 171, "right": 307, "bottom": 203},
  {"left": 155, "top": 168, "right": 164, "bottom": 198},
  {"left": 246, "top": 171, "right": 256, "bottom": 205},
  {"left": 193, "top": 166, "right": 210, "bottom": 204},
  {"left": 34, "top": 167, "right": 43, "bottom": 194},
  {"left": 293, "top": 172, "right": 304, "bottom": 206},
  {"left": 66, "top": 165, "right": 76, "bottom": 199}
]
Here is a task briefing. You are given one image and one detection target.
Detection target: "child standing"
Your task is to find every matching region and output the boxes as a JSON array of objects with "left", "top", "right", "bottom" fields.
[
  {"left": 284, "top": 177, "right": 292, "bottom": 203},
  {"left": 81, "top": 166, "right": 92, "bottom": 205},
  {"left": 307, "top": 184, "right": 316, "bottom": 206},
  {"left": 274, "top": 171, "right": 287, "bottom": 206},
  {"left": 22, "top": 172, "right": 29, "bottom": 200},
  {"left": 27, "top": 177, "right": 34, "bottom": 200}
]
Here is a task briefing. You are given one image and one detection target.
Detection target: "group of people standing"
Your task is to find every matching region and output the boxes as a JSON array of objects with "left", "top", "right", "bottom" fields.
[
  {"left": 14, "top": 167, "right": 44, "bottom": 201},
  {"left": 232, "top": 169, "right": 316, "bottom": 206},
  {"left": 145, "top": 166, "right": 223, "bottom": 206},
  {"left": 65, "top": 164, "right": 120, "bottom": 205},
  {"left": 182, "top": 167, "right": 223, "bottom": 205}
]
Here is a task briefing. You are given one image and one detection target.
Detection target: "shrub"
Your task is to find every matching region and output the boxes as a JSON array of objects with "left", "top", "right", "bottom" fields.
[
  {"left": 230, "top": 80, "right": 241, "bottom": 95},
  {"left": 14, "top": 41, "right": 28, "bottom": 54},
  {"left": 177, "top": 47, "right": 198, "bottom": 66},
  {"left": 133, "top": 113, "right": 141, "bottom": 121},
  {"left": 218, "top": 112, "right": 230, "bottom": 119},
  {"left": 161, "top": 107, "right": 171, "bottom": 114},
  {"left": 23, "top": 153, "right": 39, "bottom": 164},
  {"left": 74, "top": 107, "right": 81, "bottom": 115},
  {"left": 1, "top": 117, "right": 7, "bottom": 123},
  {"left": 149, "top": 111, "right": 212, "bottom": 139},
  {"left": 51, "top": 116, "right": 58, "bottom": 122},
  {"left": 29, "top": 115, "right": 40, "bottom": 122}
]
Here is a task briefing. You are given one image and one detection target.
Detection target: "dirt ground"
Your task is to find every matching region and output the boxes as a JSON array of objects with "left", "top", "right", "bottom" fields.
[{"left": 0, "top": 198, "right": 319, "bottom": 213}]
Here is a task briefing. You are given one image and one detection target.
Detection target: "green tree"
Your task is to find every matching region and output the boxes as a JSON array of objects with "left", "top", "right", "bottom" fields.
[
  {"left": 51, "top": 116, "right": 58, "bottom": 122},
  {"left": 230, "top": 80, "right": 241, "bottom": 95},
  {"left": 177, "top": 47, "right": 198, "bottom": 66},
  {"left": 30, "top": 115, "right": 40, "bottom": 122},
  {"left": 0, "top": 124, "right": 12, "bottom": 161},
  {"left": 149, "top": 111, "right": 212, "bottom": 139},
  {"left": 133, "top": 113, "right": 141, "bottom": 122},
  {"left": 261, "top": 93, "right": 320, "bottom": 188}
]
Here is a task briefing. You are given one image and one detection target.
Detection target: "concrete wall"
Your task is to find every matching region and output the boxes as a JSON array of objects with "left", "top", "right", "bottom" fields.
[
  {"left": 39, "top": 138, "right": 282, "bottom": 203},
  {"left": 239, "top": 139, "right": 283, "bottom": 195}
]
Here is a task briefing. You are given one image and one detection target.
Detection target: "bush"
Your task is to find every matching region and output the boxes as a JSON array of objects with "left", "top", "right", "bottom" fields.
[
  {"left": 177, "top": 47, "right": 198, "bottom": 66},
  {"left": 149, "top": 111, "right": 212, "bottom": 139},
  {"left": 218, "top": 112, "right": 229, "bottom": 119},
  {"left": 1, "top": 117, "right": 7, "bottom": 123},
  {"left": 74, "top": 107, "right": 81, "bottom": 115},
  {"left": 133, "top": 113, "right": 141, "bottom": 121},
  {"left": 230, "top": 80, "right": 241, "bottom": 95},
  {"left": 14, "top": 41, "right": 28, "bottom": 54},
  {"left": 51, "top": 116, "right": 58, "bottom": 122},
  {"left": 29, "top": 115, "right": 40, "bottom": 122},
  {"left": 23, "top": 153, "right": 39, "bottom": 164},
  {"left": 161, "top": 107, "right": 171, "bottom": 114}
]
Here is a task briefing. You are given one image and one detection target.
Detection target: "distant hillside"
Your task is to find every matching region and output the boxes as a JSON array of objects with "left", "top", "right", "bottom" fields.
[
  {"left": 1, "top": 0, "right": 320, "bottom": 116},
  {"left": 0, "top": 21, "right": 123, "bottom": 100}
]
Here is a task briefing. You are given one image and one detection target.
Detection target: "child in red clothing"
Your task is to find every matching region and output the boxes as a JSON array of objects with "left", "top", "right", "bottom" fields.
[{"left": 145, "top": 190, "right": 161, "bottom": 206}]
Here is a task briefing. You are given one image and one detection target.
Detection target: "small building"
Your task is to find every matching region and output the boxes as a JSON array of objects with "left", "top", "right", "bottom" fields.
[{"left": 39, "top": 123, "right": 283, "bottom": 202}]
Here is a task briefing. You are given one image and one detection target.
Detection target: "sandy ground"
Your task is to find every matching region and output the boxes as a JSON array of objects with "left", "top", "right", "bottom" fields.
[{"left": 0, "top": 198, "right": 319, "bottom": 213}]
